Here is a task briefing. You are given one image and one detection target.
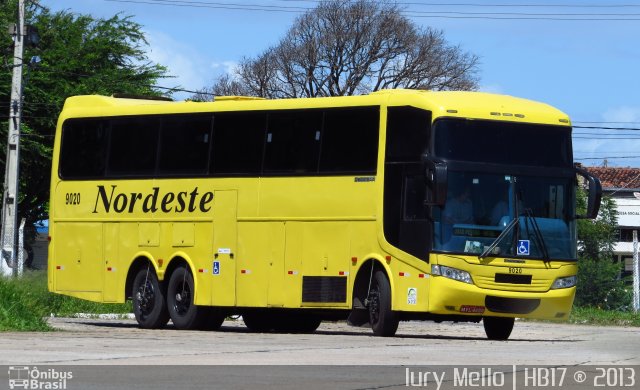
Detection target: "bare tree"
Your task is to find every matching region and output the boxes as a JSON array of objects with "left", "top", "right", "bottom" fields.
[
  {"left": 198, "top": 0, "right": 479, "bottom": 99},
  {"left": 192, "top": 74, "right": 249, "bottom": 101}
]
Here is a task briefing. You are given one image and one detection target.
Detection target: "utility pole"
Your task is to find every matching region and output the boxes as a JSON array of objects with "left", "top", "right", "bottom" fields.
[
  {"left": 0, "top": 0, "right": 26, "bottom": 277},
  {"left": 633, "top": 230, "right": 639, "bottom": 313}
]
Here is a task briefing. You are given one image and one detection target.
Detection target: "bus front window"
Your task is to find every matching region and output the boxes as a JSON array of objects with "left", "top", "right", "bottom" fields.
[{"left": 432, "top": 172, "right": 576, "bottom": 260}]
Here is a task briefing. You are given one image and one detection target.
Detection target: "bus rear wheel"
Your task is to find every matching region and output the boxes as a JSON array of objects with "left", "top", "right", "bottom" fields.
[
  {"left": 483, "top": 317, "right": 515, "bottom": 340},
  {"left": 167, "top": 266, "right": 209, "bottom": 330},
  {"left": 132, "top": 267, "right": 170, "bottom": 329},
  {"left": 369, "top": 270, "right": 399, "bottom": 337}
]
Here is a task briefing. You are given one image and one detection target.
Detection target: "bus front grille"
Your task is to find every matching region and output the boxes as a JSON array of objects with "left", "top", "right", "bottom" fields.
[{"left": 474, "top": 274, "right": 551, "bottom": 292}]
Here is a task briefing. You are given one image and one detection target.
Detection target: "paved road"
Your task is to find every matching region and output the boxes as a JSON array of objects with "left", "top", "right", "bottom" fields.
[{"left": 1, "top": 317, "right": 638, "bottom": 366}]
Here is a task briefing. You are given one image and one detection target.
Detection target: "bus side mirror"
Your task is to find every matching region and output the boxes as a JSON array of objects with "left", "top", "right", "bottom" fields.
[
  {"left": 575, "top": 166, "right": 602, "bottom": 219},
  {"left": 425, "top": 159, "right": 447, "bottom": 206}
]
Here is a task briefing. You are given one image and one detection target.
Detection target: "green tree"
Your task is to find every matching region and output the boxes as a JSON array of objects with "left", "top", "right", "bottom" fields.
[
  {"left": 577, "top": 194, "right": 617, "bottom": 262},
  {"left": 0, "top": 2, "right": 169, "bottom": 235},
  {"left": 196, "top": 0, "right": 479, "bottom": 99},
  {"left": 575, "top": 191, "right": 630, "bottom": 309}
]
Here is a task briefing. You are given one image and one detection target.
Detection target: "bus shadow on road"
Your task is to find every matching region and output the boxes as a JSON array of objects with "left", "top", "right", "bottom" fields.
[
  {"left": 73, "top": 320, "right": 581, "bottom": 343},
  {"left": 313, "top": 330, "right": 579, "bottom": 343}
]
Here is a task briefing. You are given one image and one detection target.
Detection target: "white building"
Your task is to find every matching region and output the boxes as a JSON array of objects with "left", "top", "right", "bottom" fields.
[{"left": 586, "top": 167, "right": 640, "bottom": 278}]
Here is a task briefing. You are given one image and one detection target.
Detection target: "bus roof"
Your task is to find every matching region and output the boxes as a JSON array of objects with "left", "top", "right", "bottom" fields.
[{"left": 60, "top": 89, "right": 570, "bottom": 126}]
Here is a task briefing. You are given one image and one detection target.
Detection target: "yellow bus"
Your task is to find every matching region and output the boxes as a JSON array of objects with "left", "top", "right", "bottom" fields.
[{"left": 48, "top": 89, "right": 601, "bottom": 339}]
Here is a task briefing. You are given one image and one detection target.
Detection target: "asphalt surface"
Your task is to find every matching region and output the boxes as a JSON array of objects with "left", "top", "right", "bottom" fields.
[{"left": 1, "top": 317, "right": 638, "bottom": 366}]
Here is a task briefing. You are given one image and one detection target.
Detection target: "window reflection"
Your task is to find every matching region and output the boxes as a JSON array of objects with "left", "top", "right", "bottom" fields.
[{"left": 433, "top": 172, "right": 576, "bottom": 259}]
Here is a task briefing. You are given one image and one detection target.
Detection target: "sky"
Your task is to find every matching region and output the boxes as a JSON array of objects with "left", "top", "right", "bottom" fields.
[{"left": 38, "top": 0, "right": 640, "bottom": 168}]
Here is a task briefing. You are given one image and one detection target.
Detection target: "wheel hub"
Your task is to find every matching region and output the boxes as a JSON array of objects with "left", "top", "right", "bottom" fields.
[
  {"left": 369, "top": 289, "right": 380, "bottom": 323},
  {"left": 136, "top": 283, "right": 154, "bottom": 314}
]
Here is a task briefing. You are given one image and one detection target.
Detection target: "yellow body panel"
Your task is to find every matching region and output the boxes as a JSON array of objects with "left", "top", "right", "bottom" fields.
[{"left": 48, "top": 89, "right": 575, "bottom": 320}]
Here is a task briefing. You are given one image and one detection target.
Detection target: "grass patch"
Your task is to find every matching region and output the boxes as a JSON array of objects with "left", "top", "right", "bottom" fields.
[
  {"left": 0, "top": 272, "right": 51, "bottom": 331},
  {"left": 1, "top": 270, "right": 131, "bottom": 331},
  {"left": 568, "top": 306, "right": 640, "bottom": 327},
  {"left": 49, "top": 290, "right": 132, "bottom": 318}
]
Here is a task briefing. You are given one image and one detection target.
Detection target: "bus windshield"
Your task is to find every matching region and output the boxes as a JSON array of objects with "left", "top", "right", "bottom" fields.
[
  {"left": 434, "top": 118, "right": 573, "bottom": 168},
  {"left": 432, "top": 171, "right": 577, "bottom": 260}
]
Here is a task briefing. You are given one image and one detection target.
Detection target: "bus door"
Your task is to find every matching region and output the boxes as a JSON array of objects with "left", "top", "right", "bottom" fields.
[{"left": 211, "top": 190, "right": 238, "bottom": 306}]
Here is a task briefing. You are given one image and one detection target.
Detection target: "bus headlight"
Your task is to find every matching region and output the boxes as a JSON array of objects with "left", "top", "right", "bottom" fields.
[
  {"left": 551, "top": 275, "right": 577, "bottom": 289},
  {"left": 432, "top": 265, "right": 473, "bottom": 284}
]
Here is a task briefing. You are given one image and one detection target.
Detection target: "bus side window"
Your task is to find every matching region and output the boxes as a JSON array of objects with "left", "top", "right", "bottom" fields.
[
  {"left": 211, "top": 112, "right": 266, "bottom": 176},
  {"left": 263, "top": 110, "right": 323, "bottom": 174},
  {"left": 158, "top": 114, "right": 212, "bottom": 175},
  {"left": 108, "top": 117, "right": 160, "bottom": 176},
  {"left": 319, "top": 107, "right": 379, "bottom": 174},
  {"left": 59, "top": 119, "right": 108, "bottom": 179}
]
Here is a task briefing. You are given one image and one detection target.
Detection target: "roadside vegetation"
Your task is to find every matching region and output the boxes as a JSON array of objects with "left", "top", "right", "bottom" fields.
[
  {"left": 0, "top": 271, "right": 131, "bottom": 331},
  {"left": 574, "top": 193, "right": 637, "bottom": 319},
  {"left": 0, "top": 271, "right": 50, "bottom": 331},
  {"left": 569, "top": 306, "right": 640, "bottom": 327}
]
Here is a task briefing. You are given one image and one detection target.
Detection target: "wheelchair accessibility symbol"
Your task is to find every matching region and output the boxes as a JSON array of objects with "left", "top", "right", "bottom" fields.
[
  {"left": 213, "top": 261, "right": 220, "bottom": 275},
  {"left": 517, "top": 240, "right": 530, "bottom": 256}
]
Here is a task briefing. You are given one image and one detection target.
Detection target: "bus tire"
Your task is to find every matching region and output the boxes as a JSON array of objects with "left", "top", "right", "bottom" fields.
[
  {"left": 132, "top": 267, "right": 170, "bottom": 329},
  {"left": 369, "top": 270, "right": 399, "bottom": 337},
  {"left": 483, "top": 317, "right": 515, "bottom": 340},
  {"left": 167, "top": 266, "right": 207, "bottom": 330}
]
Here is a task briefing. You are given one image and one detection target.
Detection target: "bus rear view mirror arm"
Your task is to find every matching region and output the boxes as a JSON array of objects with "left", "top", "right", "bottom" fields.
[{"left": 424, "top": 158, "right": 447, "bottom": 206}]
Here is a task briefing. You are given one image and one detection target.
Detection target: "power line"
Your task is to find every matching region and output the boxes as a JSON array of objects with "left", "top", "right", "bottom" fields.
[
  {"left": 103, "top": 0, "right": 640, "bottom": 20},
  {"left": 391, "top": 2, "right": 640, "bottom": 7},
  {"left": 576, "top": 156, "right": 640, "bottom": 160},
  {"left": 277, "top": 0, "right": 640, "bottom": 7},
  {"left": 106, "top": 0, "right": 307, "bottom": 13},
  {"left": 129, "top": 0, "right": 640, "bottom": 8},
  {"left": 153, "top": 85, "right": 213, "bottom": 96},
  {"left": 406, "top": 10, "right": 640, "bottom": 17},
  {"left": 574, "top": 121, "right": 640, "bottom": 124},
  {"left": 574, "top": 125, "right": 640, "bottom": 131},
  {"left": 574, "top": 137, "right": 640, "bottom": 140},
  {"left": 574, "top": 151, "right": 630, "bottom": 158},
  {"left": 575, "top": 133, "right": 640, "bottom": 136},
  {"left": 24, "top": 67, "right": 209, "bottom": 96}
]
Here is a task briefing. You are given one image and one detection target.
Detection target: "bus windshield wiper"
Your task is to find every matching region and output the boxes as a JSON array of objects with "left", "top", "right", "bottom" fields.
[
  {"left": 523, "top": 209, "right": 550, "bottom": 261},
  {"left": 479, "top": 217, "right": 519, "bottom": 259}
]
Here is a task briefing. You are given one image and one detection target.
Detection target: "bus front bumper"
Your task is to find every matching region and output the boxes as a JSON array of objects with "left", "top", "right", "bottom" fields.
[{"left": 427, "top": 276, "right": 575, "bottom": 320}]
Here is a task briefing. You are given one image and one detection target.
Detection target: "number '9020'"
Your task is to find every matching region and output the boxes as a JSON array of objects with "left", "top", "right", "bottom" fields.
[{"left": 65, "top": 192, "right": 80, "bottom": 205}]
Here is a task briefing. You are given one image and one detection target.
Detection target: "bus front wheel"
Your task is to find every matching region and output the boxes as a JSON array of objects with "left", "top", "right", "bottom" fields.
[
  {"left": 483, "top": 317, "right": 515, "bottom": 340},
  {"left": 167, "top": 266, "right": 208, "bottom": 330},
  {"left": 132, "top": 267, "right": 170, "bottom": 329},
  {"left": 369, "top": 270, "right": 399, "bottom": 337}
]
